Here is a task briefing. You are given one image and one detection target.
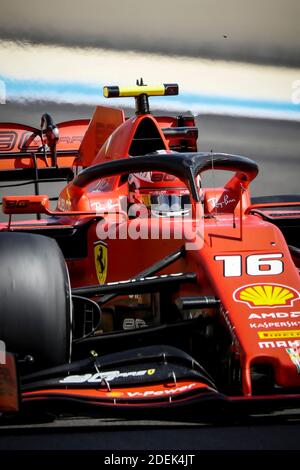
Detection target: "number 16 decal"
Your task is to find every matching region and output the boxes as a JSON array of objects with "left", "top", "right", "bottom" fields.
[{"left": 214, "top": 254, "right": 283, "bottom": 277}]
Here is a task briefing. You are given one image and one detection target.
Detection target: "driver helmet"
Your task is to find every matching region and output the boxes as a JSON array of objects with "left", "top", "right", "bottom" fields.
[{"left": 128, "top": 171, "right": 191, "bottom": 217}]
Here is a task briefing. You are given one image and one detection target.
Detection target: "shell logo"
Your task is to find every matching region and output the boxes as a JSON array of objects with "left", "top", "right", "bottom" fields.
[{"left": 233, "top": 283, "right": 300, "bottom": 308}]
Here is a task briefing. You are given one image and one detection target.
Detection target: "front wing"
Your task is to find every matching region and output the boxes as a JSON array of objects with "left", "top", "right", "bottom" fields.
[{"left": 1, "top": 346, "right": 300, "bottom": 419}]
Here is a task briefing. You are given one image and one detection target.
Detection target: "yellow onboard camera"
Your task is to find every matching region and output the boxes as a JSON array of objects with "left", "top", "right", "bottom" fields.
[{"left": 103, "top": 80, "right": 179, "bottom": 114}]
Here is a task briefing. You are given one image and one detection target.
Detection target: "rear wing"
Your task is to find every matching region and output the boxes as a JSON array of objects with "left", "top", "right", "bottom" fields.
[
  {"left": 0, "top": 118, "right": 89, "bottom": 184},
  {"left": 0, "top": 106, "right": 198, "bottom": 188}
]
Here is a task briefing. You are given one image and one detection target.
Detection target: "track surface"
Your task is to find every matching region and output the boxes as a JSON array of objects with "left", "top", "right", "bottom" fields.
[
  {"left": 0, "top": 413, "right": 300, "bottom": 450},
  {"left": 0, "top": 103, "right": 300, "bottom": 450}
]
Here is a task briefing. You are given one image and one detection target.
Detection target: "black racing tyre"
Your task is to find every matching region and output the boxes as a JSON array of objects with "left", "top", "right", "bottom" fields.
[{"left": 0, "top": 232, "right": 72, "bottom": 368}]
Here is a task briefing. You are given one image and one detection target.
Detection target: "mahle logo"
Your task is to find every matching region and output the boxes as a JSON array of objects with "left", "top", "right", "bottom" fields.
[{"left": 0, "top": 340, "right": 6, "bottom": 364}]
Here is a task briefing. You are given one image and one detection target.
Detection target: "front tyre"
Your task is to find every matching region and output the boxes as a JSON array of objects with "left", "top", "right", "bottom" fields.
[{"left": 0, "top": 232, "right": 72, "bottom": 368}]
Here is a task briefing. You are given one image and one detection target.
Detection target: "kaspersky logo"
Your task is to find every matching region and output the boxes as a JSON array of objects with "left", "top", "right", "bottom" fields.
[{"left": 233, "top": 283, "right": 300, "bottom": 308}]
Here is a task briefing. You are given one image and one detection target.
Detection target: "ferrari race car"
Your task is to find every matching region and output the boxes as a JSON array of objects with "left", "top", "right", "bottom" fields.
[{"left": 0, "top": 82, "right": 300, "bottom": 419}]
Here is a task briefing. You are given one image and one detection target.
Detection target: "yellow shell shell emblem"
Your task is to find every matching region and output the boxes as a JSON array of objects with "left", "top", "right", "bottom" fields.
[
  {"left": 234, "top": 283, "right": 299, "bottom": 308},
  {"left": 94, "top": 241, "right": 108, "bottom": 285}
]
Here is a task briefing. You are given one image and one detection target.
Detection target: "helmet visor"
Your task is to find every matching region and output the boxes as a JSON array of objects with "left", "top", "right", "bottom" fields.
[{"left": 150, "top": 194, "right": 191, "bottom": 217}]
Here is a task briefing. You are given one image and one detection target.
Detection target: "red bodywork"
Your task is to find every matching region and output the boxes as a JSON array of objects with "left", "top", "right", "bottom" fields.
[{"left": 0, "top": 100, "right": 300, "bottom": 412}]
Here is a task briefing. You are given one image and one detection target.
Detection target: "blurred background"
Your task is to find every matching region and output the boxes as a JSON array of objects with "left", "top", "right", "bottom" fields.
[{"left": 0, "top": 0, "right": 299, "bottom": 220}]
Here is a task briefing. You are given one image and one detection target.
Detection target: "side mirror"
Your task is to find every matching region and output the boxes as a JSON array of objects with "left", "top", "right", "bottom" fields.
[{"left": 2, "top": 195, "right": 50, "bottom": 215}]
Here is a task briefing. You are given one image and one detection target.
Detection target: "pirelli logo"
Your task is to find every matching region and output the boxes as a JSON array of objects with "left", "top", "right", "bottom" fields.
[{"left": 258, "top": 330, "right": 300, "bottom": 339}]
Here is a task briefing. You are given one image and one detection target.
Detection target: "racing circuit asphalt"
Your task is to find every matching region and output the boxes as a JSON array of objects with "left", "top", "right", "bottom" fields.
[{"left": 0, "top": 102, "right": 300, "bottom": 451}]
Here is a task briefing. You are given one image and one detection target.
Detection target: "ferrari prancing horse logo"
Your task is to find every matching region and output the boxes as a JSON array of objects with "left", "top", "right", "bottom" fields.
[{"left": 94, "top": 241, "right": 108, "bottom": 285}]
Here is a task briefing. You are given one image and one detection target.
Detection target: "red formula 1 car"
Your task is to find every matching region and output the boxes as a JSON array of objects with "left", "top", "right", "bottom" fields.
[{"left": 0, "top": 82, "right": 300, "bottom": 419}]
